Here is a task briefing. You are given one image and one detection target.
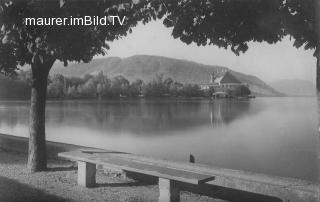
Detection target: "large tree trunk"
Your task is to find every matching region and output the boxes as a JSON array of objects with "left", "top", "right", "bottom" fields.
[
  {"left": 27, "top": 58, "right": 54, "bottom": 172},
  {"left": 317, "top": 52, "right": 320, "bottom": 185},
  {"left": 317, "top": 0, "right": 320, "bottom": 92},
  {"left": 315, "top": 0, "right": 320, "bottom": 191},
  {"left": 316, "top": 53, "right": 320, "bottom": 198}
]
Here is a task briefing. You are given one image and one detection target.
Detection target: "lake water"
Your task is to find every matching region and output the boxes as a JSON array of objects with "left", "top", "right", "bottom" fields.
[{"left": 0, "top": 97, "right": 318, "bottom": 181}]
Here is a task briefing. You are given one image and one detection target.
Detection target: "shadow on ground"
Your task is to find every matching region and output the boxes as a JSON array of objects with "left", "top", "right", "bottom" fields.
[
  {"left": 46, "top": 166, "right": 77, "bottom": 172},
  {"left": 96, "top": 181, "right": 155, "bottom": 188},
  {"left": 0, "top": 176, "right": 69, "bottom": 202},
  {"left": 178, "top": 182, "right": 283, "bottom": 202}
]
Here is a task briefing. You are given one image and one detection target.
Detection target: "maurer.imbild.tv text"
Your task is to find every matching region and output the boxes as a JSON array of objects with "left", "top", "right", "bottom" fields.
[{"left": 24, "top": 16, "right": 126, "bottom": 26}]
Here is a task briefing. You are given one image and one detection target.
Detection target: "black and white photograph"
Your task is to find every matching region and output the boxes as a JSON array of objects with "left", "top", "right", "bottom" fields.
[{"left": 0, "top": 0, "right": 319, "bottom": 201}]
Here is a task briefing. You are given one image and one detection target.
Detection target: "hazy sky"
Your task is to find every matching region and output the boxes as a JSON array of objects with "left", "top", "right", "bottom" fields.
[{"left": 105, "top": 20, "right": 316, "bottom": 84}]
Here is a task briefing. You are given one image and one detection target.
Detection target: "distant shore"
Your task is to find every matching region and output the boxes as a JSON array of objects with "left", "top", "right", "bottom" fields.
[
  {"left": 0, "top": 133, "right": 91, "bottom": 158},
  {"left": 1, "top": 95, "right": 317, "bottom": 103}
]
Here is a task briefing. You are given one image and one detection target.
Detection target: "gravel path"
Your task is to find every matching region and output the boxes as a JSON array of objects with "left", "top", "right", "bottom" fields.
[{"left": 0, "top": 148, "right": 224, "bottom": 202}]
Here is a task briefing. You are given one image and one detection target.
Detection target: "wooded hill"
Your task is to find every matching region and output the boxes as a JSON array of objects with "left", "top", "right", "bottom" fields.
[{"left": 51, "top": 55, "right": 281, "bottom": 97}]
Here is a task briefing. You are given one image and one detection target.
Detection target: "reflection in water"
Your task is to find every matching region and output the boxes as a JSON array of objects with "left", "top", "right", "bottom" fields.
[
  {"left": 45, "top": 100, "right": 256, "bottom": 135},
  {"left": 0, "top": 98, "right": 318, "bottom": 181},
  {"left": 210, "top": 100, "right": 251, "bottom": 128},
  {"left": 45, "top": 100, "right": 254, "bottom": 135},
  {"left": 0, "top": 100, "right": 254, "bottom": 134},
  {"left": 0, "top": 102, "right": 29, "bottom": 134}
]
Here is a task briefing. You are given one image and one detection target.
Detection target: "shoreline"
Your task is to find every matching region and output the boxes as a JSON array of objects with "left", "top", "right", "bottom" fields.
[
  {"left": 0, "top": 133, "right": 95, "bottom": 158},
  {"left": 1, "top": 95, "right": 314, "bottom": 103},
  {"left": 0, "top": 133, "right": 219, "bottom": 202},
  {"left": 0, "top": 133, "right": 319, "bottom": 201}
]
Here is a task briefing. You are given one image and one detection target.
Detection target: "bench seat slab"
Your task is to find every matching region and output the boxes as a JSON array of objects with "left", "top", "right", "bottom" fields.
[{"left": 59, "top": 151, "right": 214, "bottom": 185}]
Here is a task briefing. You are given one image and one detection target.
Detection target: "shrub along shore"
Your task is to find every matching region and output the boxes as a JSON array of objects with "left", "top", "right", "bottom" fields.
[{"left": 2, "top": 70, "right": 250, "bottom": 100}]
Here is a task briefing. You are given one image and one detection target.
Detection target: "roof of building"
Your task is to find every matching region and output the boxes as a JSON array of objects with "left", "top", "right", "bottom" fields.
[{"left": 214, "top": 71, "right": 241, "bottom": 84}]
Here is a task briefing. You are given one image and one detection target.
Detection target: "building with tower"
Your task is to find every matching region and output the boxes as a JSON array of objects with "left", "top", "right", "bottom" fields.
[{"left": 200, "top": 70, "right": 250, "bottom": 97}]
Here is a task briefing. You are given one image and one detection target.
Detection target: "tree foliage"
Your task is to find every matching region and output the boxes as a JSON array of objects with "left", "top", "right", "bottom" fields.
[
  {"left": 8, "top": 71, "right": 210, "bottom": 99},
  {"left": 158, "top": 0, "right": 317, "bottom": 55},
  {"left": 0, "top": 74, "right": 30, "bottom": 99},
  {"left": 0, "top": 0, "right": 318, "bottom": 75},
  {"left": 0, "top": 0, "right": 163, "bottom": 74},
  {"left": 229, "top": 85, "right": 251, "bottom": 97},
  {"left": 45, "top": 72, "right": 205, "bottom": 98}
]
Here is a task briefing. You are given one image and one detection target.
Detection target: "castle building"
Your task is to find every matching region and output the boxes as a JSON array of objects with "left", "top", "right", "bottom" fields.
[{"left": 200, "top": 71, "right": 246, "bottom": 93}]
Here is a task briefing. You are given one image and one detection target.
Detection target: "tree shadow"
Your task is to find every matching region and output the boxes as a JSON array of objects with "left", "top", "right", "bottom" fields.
[
  {"left": 46, "top": 166, "right": 77, "bottom": 172},
  {"left": 80, "top": 150, "right": 129, "bottom": 155},
  {"left": 178, "top": 182, "right": 283, "bottom": 202},
  {"left": 95, "top": 181, "right": 155, "bottom": 188},
  {"left": 0, "top": 176, "right": 69, "bottom": 202}
]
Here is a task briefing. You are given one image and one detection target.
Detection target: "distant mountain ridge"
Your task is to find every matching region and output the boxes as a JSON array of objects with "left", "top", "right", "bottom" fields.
[
  {"left": 51, "top": 55, "right": 282, "bottom": 96},
  {"left": 270, "top": 79, "right": 316, "bottom": 97}
]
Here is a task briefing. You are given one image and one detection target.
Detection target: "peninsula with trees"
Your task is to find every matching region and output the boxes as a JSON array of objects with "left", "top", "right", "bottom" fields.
[{"left": 1, "top": 55, "right": 281, "bottom": 100}]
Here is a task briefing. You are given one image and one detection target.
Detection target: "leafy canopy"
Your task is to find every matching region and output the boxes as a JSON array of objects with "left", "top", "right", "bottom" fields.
[
  {"left": 0, "top": 0, "right": 165, "bottom": 75},
  {"left": 0, "top": 0, "right": 318, "bottom": 76},
  {"left": 159, "top": 0, "right": 317, "bottom": 55}
]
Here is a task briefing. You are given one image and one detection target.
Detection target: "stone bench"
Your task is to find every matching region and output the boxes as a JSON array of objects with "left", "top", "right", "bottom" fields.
[
  {"left": 58, "top": 149, "right": 320, "bottom": 202},
  {"left": 58, "top": 149, "right": 215, "bottom": 202}
]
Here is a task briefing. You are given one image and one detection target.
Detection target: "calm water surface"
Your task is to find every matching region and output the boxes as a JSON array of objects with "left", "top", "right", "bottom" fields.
[{"left": 0, "top": 97, "right": 318, "bottom": 181}]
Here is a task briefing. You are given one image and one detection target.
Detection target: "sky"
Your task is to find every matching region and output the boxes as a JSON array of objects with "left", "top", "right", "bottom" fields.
[{"left": 104, "top": 20, "right": 316, "bottom": 84}]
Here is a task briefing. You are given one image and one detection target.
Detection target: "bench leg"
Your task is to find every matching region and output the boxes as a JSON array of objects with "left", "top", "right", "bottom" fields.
[
  {"left": 158, "top": 178, "right": 180, "bottom": 202},
  {"left": 77, "top": 161, "right": 96, "bottom": 187}
]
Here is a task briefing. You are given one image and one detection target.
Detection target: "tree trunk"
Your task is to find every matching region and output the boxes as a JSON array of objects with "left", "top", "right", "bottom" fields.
[
  {"left": 315, "top": 0, "right": 320, "bottom": 190},
  {"left": 317, "top": 52, "right": 320, "bottom": 184},
  {"left": 316, "top": 53, "right": 320, "bottom": 91},
  {"left": 315, "top": 0, "right": 320, "bottom": 93},
  {"left": 316, "top": 52, "right": 320, "bottom": 199},
  {"left": 27, "top": 59, "right": 54, "bottom": 172}
]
